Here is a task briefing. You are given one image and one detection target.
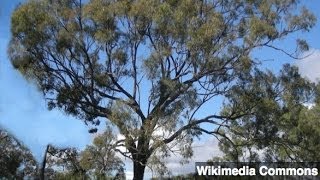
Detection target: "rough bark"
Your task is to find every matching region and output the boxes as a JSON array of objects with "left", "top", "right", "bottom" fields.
[{"left": 133, "top": 160, "right": 146, "bottom": 180}]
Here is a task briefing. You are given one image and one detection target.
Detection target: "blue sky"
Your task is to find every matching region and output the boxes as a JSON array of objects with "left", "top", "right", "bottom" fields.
[
  {"left": 1, "top": 0, "right": 320, "bottom": 178},
  {"left": 0, "top": 0, "right": 92, "bottom": 161}
]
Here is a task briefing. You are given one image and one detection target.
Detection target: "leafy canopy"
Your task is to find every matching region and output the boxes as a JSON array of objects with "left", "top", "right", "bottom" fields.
[
  {"left": 0, "top": 128, "right": 37, "bottom": 178},
  {"left": 215, "top": 72, "right": 320, "bottom": 162},
  {"left": 9, "top": 0, "right": 316, "bottom": 178}
]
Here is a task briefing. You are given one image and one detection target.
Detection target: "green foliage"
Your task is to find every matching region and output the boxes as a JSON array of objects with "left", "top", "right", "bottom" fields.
[
  {"left": 0, "top": 128, "right": 37, "bottom": 179},
  {"left": 45, "top": 129, "right": 124, "bottom": 179},
  {"left": 0, "top": 127, "right": 123, "bottom": 179},
  {"left": 79, "top": 127, "right": 124, "bottom": 178},
  {"left": 214, "top": 64, "right": 320, "bottom": 162},
  {"left": 8, "top": 0, "right": 316, "bottom": 179}
]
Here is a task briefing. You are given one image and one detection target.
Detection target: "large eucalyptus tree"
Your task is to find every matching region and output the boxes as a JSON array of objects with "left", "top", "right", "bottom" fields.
[{"left": 9, "top": 0, "right": 315, "bottom": 178}]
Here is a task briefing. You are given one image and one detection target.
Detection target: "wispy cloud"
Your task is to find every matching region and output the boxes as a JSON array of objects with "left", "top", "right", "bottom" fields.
[
  {"left": 295, "top": 49, "right": 320, "bottom": 83},
  {"left": 163, "top": 138, "right": 222, "bottom": 176}
]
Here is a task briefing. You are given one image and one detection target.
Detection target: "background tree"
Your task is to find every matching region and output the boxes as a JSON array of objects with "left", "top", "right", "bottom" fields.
[
  {"left": 9, "top": 0, "right": 316, "bottom": 179},
  {"left": 43, "top": 145, "right": 87, "bottom": 179},
  {"left": 44, "top": 128, "right": 124, "bottom": 179},
  {"left": 213, "top": 65, "right": 319, "bottom": 162},
  {"left": 79, "top": 126, "right": 125, "bottom": 178},
  {"left": 0, "top": 127, "right": 37, "bottom": 178}
]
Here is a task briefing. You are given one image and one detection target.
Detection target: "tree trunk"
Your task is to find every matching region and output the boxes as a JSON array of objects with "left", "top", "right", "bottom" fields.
[
  {"left": 40, "top": 144, "right": 49, "bottom": 180},
  {"left": 133, "top": 161, "right": 146, "bottom": 180}
]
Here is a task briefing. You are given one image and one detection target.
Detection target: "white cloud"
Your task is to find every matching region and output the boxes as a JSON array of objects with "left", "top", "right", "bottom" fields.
[
  {"left": 303, "top": 102, "right": 315, "bottom": 109},
  {"left": 125, "top": 171, "right": 134, "bottom": 180},
  {"left": 145, "top": 137, "right": 222, "bottom": 178},
  {"left": 165, "top": 138, "right": 222, "bottom": 176},
  {"left": 295, "top": 49, "right": 320, "bottom": 83}
]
